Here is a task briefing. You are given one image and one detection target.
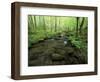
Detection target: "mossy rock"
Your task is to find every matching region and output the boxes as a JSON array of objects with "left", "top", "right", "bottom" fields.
[
  {"left": 64, "top": 47, "right": 74, "bottom": 55},
  {"left": 51, "top": 53, "right": 64, "bottom": 61},
  {"left": 28, "top": 53, "right": 39, "bottom": 60},
  {"left": 55, "top": 49, "right": 66, "bottom": 55},
  {"left": 43, "top": 48, "right": 55, "bottom": 55}
]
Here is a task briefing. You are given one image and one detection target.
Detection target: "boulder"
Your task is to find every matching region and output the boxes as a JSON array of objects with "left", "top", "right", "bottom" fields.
[
  {"left": 64, "top": 47, "right": 74, "bottom": 55},
  {"left": 51, "top": 53, "right": 64, "bottom": 61},
  {"left": 55, "top": 49, "right": 66, "bottom": 55}
]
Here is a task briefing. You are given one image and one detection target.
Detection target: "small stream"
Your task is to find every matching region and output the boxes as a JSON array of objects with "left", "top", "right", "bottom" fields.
[{"left": 28, "top": 35, "right": 87, "bottom": 66}]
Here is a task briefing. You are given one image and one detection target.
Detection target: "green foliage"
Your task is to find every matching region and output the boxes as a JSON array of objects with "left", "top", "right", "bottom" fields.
[
  {"left": 69, "top": 36, "right": 81, "bottom": 49},
  {"left": 68, "top": 33, "right": 87, "bottom": 56},
  {"left": 28, "top": 15, "right": 88, "bottom": 49}
]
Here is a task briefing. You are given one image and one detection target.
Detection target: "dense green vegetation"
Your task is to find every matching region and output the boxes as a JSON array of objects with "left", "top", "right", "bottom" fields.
[{"left": 28, "top": 15, "right": 88, "bottom": 66}]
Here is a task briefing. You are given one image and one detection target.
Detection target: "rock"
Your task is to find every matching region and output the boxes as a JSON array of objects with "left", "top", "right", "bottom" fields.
[
  {"left": 28, "top": 59, "right": 41, "bottom": 66},
  {"left": 28, "top": 53, "right": 39, "bottom": 60},
  {"left": 41, "top": 51, "right": 53, "bottom": 65},
  {"left": 64, "top": 47, "right": 74, "bottom": 55},
  {"left": 28, "top": 45, "right": 48, "bottom": 61},
  {"left": 70, "top": 57, "right": 79, "bottom": 64},
  {"left": 28, "top": 34, "right": 87, "bottom": 66},
  {"left": 30, "top": 55, "right": 50, "bottom": 66},
  {"left": 51, "top": 53, "right": 64, "bottom": 61},
  {"left": 52, "top": 60, "right": 66, "bottom": 65},
  {"left": 55, "top": 49, "right": 66, "bottom": 55},
  {"left": 54, "top": 46, "right": 62, "bottom": 50},
  {"left": 28, "top": 50, "right": 40, "bottom": 60},
  {"left": 43, "top": 48, "right": 55, "bottom": 55}
]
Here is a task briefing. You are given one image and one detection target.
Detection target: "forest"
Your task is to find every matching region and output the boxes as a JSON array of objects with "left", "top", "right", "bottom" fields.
[{"left": 28, "top": 15, "right": 88, "bottom": 66}]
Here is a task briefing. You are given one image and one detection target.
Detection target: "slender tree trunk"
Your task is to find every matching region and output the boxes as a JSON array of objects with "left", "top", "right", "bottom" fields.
[
  {"left": 58, "top": 17, "right": 60, "bottom": 32},
  {"left": 34, "top": 16, "right": 37, "bottom": 30},
  {"left": 79, "top": 17, "right": 85, "bottom": 34},
  {"left": 43, "top": 17, "right": 46, "bottom": 30},
  {"left": 28, "top": 16, "right": 34, "bottom": 33},
  {"left": 39, "top": 16, "right": 41, "bottom": 29},
  {"left": 50, "top": 17, "right": 52, "bottom": 32},
  {"left": 55, "top": 17, "right": 57, "bottom": 32},
  {"left": 43, "top": 17, "right": 47, "bottom": 37},
  {"left": 30, "top": 16, "right": 34, "bottom": 31},
  {"left": 76, "top": 17, "right": 79, "bottom": 36}
]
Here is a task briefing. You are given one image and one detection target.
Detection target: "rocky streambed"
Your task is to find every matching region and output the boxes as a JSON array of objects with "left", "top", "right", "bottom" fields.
[{"left": 28, "top": 38, "right": 87, "bottom": 66}]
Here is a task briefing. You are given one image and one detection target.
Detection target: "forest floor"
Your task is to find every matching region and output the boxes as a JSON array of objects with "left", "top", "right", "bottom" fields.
[{"left": 28, "top": 36, "right": 87, "bottom": 66}]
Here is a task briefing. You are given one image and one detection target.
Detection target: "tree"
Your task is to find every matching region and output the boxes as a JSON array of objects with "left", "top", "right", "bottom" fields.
[
  {"left": 34, "top": 16, "right": 37, "bottom": 29},
  {"left": 79, "top": 17, "right": 85, "bottom": 34},
  {"left": 28, "top": 16, "right": 35, "bottom": 33},
  {"left": 76, "top": 17, "right": 79, "bottom": 36},
  {"left": 42, "top": 16, "right": 47, "bottom": 37},
  {"left": 55, "top": 16, "right": 57, "bottom": 32}
]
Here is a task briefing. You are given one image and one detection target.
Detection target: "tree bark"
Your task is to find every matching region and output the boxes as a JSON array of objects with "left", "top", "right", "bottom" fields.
[
  {"left": 55, "top": 17, "right": 57, "bottom": 32},
  {"left": 34, "top": 16, "right": 37, "bottom": 29},
  {"left": 43, "top": 17, "right": 47, "bottom": 37},
  {"left": 79, "top": 17, "right": 85, "bottom": 34},
  {"left": 76, "top": 17, "right": 79, "bottom": 36}
]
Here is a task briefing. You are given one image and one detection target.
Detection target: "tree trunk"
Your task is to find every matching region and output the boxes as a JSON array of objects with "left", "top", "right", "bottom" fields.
[
  {"left": 43, "top": 17, "right": 47, "bottom": 37},
  {"left": 55, "top": 17, "right": 57, "bottom": 32},
  {"left": 28, "top": 16, "right": 35, "bottom": 33},
  {"left": 30, "top": 16, "right": 34, "bottom": 31},
  {"left": 76, "top": 17, "right": 79, "bottom": 36},
  {"left": 34, "top": 16, "right": 37, "bottom": 29},
  {"left": 79, "top": 17, "right": 85, "bottom": 34},
  {"left": 50, "top": 17, "right": 53, "bottom": 32}
]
